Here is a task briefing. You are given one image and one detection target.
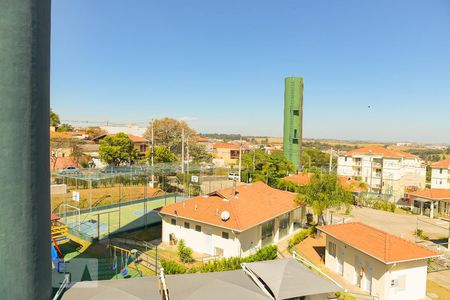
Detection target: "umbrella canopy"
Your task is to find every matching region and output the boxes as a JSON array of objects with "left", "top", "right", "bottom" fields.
[
  {"left": 166, "top": 270, "right": 270, "bottom": 300},
  {"left": 244, "top": 258, "right": 342, "bottom": 300},
  {"left": 61, "top": 277, "right": 161, "bottom": 300}
]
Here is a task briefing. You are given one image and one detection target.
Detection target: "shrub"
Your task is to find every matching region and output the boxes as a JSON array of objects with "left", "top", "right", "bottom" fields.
[
  {"left": 306, "top": 213, "right": 314, "bottom": 224},
  {"left": 177, "top": 239, "right": 194, "bottom": 263},
  {"left": 160, "top": 259, "right": 187, "bottom": 274},
  {"left": 244, "top": 244, "right": 278, "bottom": 262},
  {"left": 415, "top": 229, "right": 429, "bottom": 240},
  {"left": 288, "top": 226, "right": 316, "bottom": 249}
]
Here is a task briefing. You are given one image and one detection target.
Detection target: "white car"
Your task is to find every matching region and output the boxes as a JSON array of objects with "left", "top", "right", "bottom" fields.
[{"left": 228, "top": 173, "right": 240, "bottom": 181}]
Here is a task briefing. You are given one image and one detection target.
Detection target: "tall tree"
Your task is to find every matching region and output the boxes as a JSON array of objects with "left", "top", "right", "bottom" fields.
[
  {"left": 50, "top": 109, "right": 60, "bottom": 127},
  {"left": 144, "top": 118, "right": 196, "bottom": 155},
  {"left": 99, "top": 132, "right": 139, "bottom": 166},
  {"left": 296, "top": 173, "right": 353, "bottom": 225}
]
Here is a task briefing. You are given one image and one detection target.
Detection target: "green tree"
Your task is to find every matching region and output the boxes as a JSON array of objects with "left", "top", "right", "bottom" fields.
[
  {"left": 189, "top": 143, "right": 213, "bottom": 164},
  {"left": 147, "top": 146, "right": 178, "bottom": 163},
  {"left": 50, "top": 109, "right": 60, "bottom": 127},
  {"left": 56, "top": 123, "right": 74, "bottom": 132},
  {"left": 297, "top": 173, "right": 353, "bottom": 225},
  {"left": 84, "top": 126, "right": 107, "bottom": 137},
  {"left": 99, "top": 132, "right": 139, "bottom": 166},
  {"left": 262, "top": 151, "right": 295, "bottom": 183}
]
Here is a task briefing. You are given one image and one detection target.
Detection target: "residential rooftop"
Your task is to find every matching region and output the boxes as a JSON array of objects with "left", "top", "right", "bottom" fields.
[
  {"left": 407, "top": 189, "right": 450, "bottom": 200},
  {"left": 318, "top": 222, "right": 439, "bottom": 264},
  {"left": 159, "top": 182, "right": 299, "bottom": 232},
  {"left": 431, "top": 158, "right": 450, "bottom": 169},
  {"left": 344, "top": 146, "right": 418, "bottom": 159}
]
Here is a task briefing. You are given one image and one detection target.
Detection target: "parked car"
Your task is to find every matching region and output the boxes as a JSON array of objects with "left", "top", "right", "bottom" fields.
[
  {"left": 228, "top": 173, "right": 240, "bottom": 181},
  {"left": 58, "top": 166, "right": 80, "bottom": 175}
]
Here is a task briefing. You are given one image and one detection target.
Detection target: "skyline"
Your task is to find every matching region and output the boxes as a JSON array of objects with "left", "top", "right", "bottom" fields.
[{"left": 51, "top": 0, "right": 450, "bottom": 143}]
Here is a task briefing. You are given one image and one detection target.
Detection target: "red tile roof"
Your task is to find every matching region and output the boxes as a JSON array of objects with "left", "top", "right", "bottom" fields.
[
  {"left": 319, "top": 222, "right": 439, "bottom": 264},
  {"left": 50, "top": 157, "right": 80, "bottom": 171},
  {"left": 345, "top": 146, "right": 418, "bottom": 159},
  {"left": 126, "top": 134, "right": 148, "bottom": 143},
  {"left": 407, "top": 189, "right": 450, "bottom": 200},
  {"left": 431, "top": 158, "right": 450, "bottom": 169},
  {"left": 213, "top": 143, "right": 241, "bottom": 149},
  {"left": 282, "top": 173, "right": 313, "bottom": 185},
  {"left": 196, "top": 136, "right": 209, "bottom": 143},
  {"left": 159, "top": 182, "right": 299, "bottom": 231},
  {"left": 338, "top": 176, "right": 368, "bottom": 193},
  {"left": 50, "top": 131, "right": 75, "bottom": 140}
]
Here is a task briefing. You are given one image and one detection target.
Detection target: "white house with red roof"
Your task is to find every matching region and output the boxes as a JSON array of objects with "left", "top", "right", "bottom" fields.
[
  {"left": 430, "top": 158, "right": 450, "bottom": 189},
  {"left": 337, "top": 146, "right": 425, "bottom": 201},
  {"left": 318, "top": 222, "right": 439, "bottom": 300},
  {"left": 159, "top": 182, "right": 304, "bottom": 258},
  {"left": 406, "top": 189, "right": 450, "bottom": 219}
]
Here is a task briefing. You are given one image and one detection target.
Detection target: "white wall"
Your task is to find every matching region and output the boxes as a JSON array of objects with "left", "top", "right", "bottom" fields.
[
  {"left": 386, "top": 260, "right": 428, "bottom": 300},
  {"left": 431, "top": 167, "right": 450, "bottom": 189}
]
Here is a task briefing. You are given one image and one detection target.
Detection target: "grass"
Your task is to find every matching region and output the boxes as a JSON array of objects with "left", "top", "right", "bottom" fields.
[
  {"left": 427, "top": 279, "right": 450, "bottom": 299},
  {"left": 51, "top": 185, "right": 163, "bottom": 212},
  {"left": 114, "top": 224, "right": 162, "bottom": 241}
]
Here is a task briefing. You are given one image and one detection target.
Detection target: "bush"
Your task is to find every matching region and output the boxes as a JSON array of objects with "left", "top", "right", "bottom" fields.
[
  {"left": 288, "top": 226, "right": 316, "bottom": 249},
  {"left": 306, "top": 213, "right": 314, "bottom": 224},
  {"left": 415, "top": 229, "right": 429, "bottom": 240},
  {"left": 160, "top": 259, "right": 187, "bottom": 274},
  {"left": 244, "top": 244, "right": 278, "bottom": 262},
  {"left": 177, "top": 239, "right": 194, "bottom": 263}
]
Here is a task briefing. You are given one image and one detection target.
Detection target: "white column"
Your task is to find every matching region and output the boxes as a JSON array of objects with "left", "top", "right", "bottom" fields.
[{"left": 430, "top": 201, "right": 434, "bottom": 219}]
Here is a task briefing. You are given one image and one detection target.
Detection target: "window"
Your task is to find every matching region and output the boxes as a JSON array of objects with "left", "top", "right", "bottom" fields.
[
  {"left": 440, "top": 168, "right": 443, "bottom": 174},
  {"left": 261, "top": 220, "right": 275, "bottom": 245},
  {"left": 222, "top": 232, "right": 229, "bottom": 239},
  {"left": 292, "top": 138, "right": 298, "bottom": 144},
  {"left": 170, "top": 218, "right": 176, "bottom": 225},
  {"left": 230, "top": 150, "right": 239, "bottom": 159},
  {"left": 140, "top": 144, "right": 148, "bottom": 153},
  {"left": 195, "top": 225, "right": 201, "bottom": 232},
  {"left": 345, "top": 157, "right": 348, "bottom": 162},
  {"left": 184, "top": 222, "right": 190, "bottom": 229},
  {"left": 293, "top": 110, "right": 299, "bottom": 116},
  {"left": 214, "top": 247, "right": 224, "bottom": 257},
  {"left": 279, "top": 213, "right": 290, "bottom": 238},
  {"left": 293, "top": 129, "right": 298, "bottom": 138},
  {"left": 329, "top": 241, "right": 337, "bottom": 257}
]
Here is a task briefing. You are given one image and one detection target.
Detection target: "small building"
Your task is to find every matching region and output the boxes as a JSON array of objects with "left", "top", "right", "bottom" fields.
[
  {"left": 159, "top": 182, "right": 304, "bottom": 258},
  {"left": 91, "top": 133, "right": 149, "bottom": 156},
  {"left": 407, "top": 189, "right": 450, "bottom": 218},
  {"left": 212, "top": 142, "right": 249, "bottom": 166},
  {"left": 430, "top": 158, "right": 450, "bottom": 189},
  {"left": 318, "top": 222, "right": 439, "bottom": 300}
]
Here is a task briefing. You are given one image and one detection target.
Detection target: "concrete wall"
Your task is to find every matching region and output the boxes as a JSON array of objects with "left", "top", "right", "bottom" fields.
[{"left": 324, "top": 235, "right": 429, "bottom": 300}]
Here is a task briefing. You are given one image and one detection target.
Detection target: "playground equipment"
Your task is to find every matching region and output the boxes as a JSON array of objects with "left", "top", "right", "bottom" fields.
[
  {"left": 109, "top": 244, "right": 133, "bottom": 278},
  {"left": 50, "top": 214, "right": 69, "bottom": 243}
]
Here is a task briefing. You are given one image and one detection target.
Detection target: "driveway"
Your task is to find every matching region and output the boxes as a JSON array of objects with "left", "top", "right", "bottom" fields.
[{"left": 340, "top": 207, "right": 449, "bottom": 244}]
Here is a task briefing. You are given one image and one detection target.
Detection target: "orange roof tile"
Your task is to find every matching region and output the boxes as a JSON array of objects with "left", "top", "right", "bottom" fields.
[
  {"left": 338, "top": 176, "right": 368, "bottom": 192},
  {"left": 126, "top": 134, "right": 148, "bottom": 143},
  {"left": 212, "top": 143, "right": 241, "bottom": 149},
  {"left": 282, "top": 173, "right": 313, "bottom": 185},
  {"left": 431, "top": 158, "right": 450, "bottom": 169},
  {"left": 50, "top": 131, "right": 74, "bottom": 140},
  {"left": 50, "top": 157, "right": 80, "bottom": 171},
  {"left": 345, "top": 146, "right": 418, "bottom": 159},
  {"left": 196, "top": 136, "right": 209, "bottom": 143},
  {"left": 407, "top": 189, "right": 450, "bottom": 200},
  {"left": 159, "top": 182, "right": 299, "bottom": 231},
  {"left": 319, "top": 222, "right": 439, "bottom": 264}
]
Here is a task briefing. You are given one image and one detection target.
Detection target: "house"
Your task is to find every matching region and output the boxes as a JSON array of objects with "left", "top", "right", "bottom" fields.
[
  {"left": 159, "top": 182, "right": 304, "bottom": 258},
  {"left": 318, "top": 222, "right": 439, "bottom": 300},
  {"left": 282, "top": 172, "right": 313, "bottom": 186},
  {"left": 91, "top": 133, "right": 149, "bottom": 156},
  {"left": 430, "top": 158, "right": 450, "bottom": 189},
  {"left": 337, "top": 146, "right": 426, "bottom": 202},
  {"left": 406, "top": 189, "right": 450, "bottom": 218},
  {"left": 212, "top": 142, "right": 249, "bottom": 166}
]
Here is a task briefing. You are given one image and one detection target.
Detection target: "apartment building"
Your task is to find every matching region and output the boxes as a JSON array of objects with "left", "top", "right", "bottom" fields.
[
  {"left": 337, "top": 146, "right": 426, "bottom": 202},
  {"left": 431, "top": 158, "right": 450, "bottom": 189}
]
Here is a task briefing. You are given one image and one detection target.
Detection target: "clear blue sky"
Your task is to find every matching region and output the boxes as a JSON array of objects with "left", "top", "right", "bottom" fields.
[{"left": 51, "top": 0, "right": 450, "bottom": 143}]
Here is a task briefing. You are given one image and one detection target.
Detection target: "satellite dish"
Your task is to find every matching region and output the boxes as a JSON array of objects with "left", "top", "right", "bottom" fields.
[{"left": 221, "top": 210, "right": 230, "bottom": 221}]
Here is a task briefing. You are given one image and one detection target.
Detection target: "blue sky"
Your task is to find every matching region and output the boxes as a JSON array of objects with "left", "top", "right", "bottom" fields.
[{"left": 51, "top": 0, "right": 450, "bottom": 143}]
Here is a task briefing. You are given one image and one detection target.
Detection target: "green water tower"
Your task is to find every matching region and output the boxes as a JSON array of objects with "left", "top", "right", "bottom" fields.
[{"left": 283, "top": 77, "right": 304, "bottom": 172}]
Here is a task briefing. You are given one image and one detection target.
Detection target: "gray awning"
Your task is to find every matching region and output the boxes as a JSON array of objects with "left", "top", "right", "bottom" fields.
[
  {"left": 165, "top": 270, "right": 271, "bottom": 300},
  {"left": 244, "top": 258, "right": 342, "bottom": 300},
  {"left": 61, "top": 277, "right": 161, "bottom": 300}
]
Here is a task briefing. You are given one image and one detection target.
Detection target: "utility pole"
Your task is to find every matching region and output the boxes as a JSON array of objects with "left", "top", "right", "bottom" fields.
[
  {"left": 181, "top": 127, "right": 185, "bottom": 174},
  {"left": 238, "top": 138, "right": 243, "bottom": 182},
  {"left": 329, "top": 148, "right": 333, "bottom": 174},
  {"left": 186, "top": 133, "right": 190, "bottom": 174},
  {"left": 151, "top": 119, "right": 155, "bottom": 187}
]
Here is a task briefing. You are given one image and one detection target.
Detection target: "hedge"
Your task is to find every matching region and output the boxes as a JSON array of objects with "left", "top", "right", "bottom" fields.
[
  {"left": 288, "top": 226, "right": 316, "bottom": 249},
  {"left": 161, "top": 244, "right": 278, "bottom": 275}
]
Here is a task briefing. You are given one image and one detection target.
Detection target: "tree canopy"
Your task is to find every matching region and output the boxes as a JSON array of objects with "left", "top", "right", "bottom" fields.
[
  {"left": 50, "top": 109, "right": 60, "bottom": 127},
  {"left": 147, "top": 146, "right": 178, "bottom": 164},
  {"left": 99, "top": 132, "right": 139, "bottom": 166},
  {"left": 56, "top": 123, "right": 74, "bottom": 132},
  {"left": 296, "top": 173, "right": 353, "bottom": 225},
  {"left": 241, "top": 150, "right": 294, "bottom": 184}
]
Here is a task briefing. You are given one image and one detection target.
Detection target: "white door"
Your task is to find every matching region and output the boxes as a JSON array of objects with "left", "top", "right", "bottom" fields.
[
  {"left": 355, "top": 256, "right": 362, "bottom": 287},
  {"left": 337, "top": 247, "right": 344, "bottom": 275},
  {"left": 202, "top": 230, "right": 213, "bottom": 255}
]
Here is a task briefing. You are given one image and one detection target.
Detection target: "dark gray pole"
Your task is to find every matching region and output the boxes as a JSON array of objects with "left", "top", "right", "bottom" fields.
[{"left": 0, "top": 1, "right": 51, "bottom": 299}]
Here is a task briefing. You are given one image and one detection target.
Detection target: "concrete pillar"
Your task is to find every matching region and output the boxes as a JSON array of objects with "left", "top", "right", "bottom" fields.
[
  {"left": 430, "top": 201, "right": 434, "bottom": 219},
  {"left": 420, "top": 201, "right": 424, "bottom": 215},
  {"left": 0, "top": 1, "right": 51, "bottom": 299}
]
